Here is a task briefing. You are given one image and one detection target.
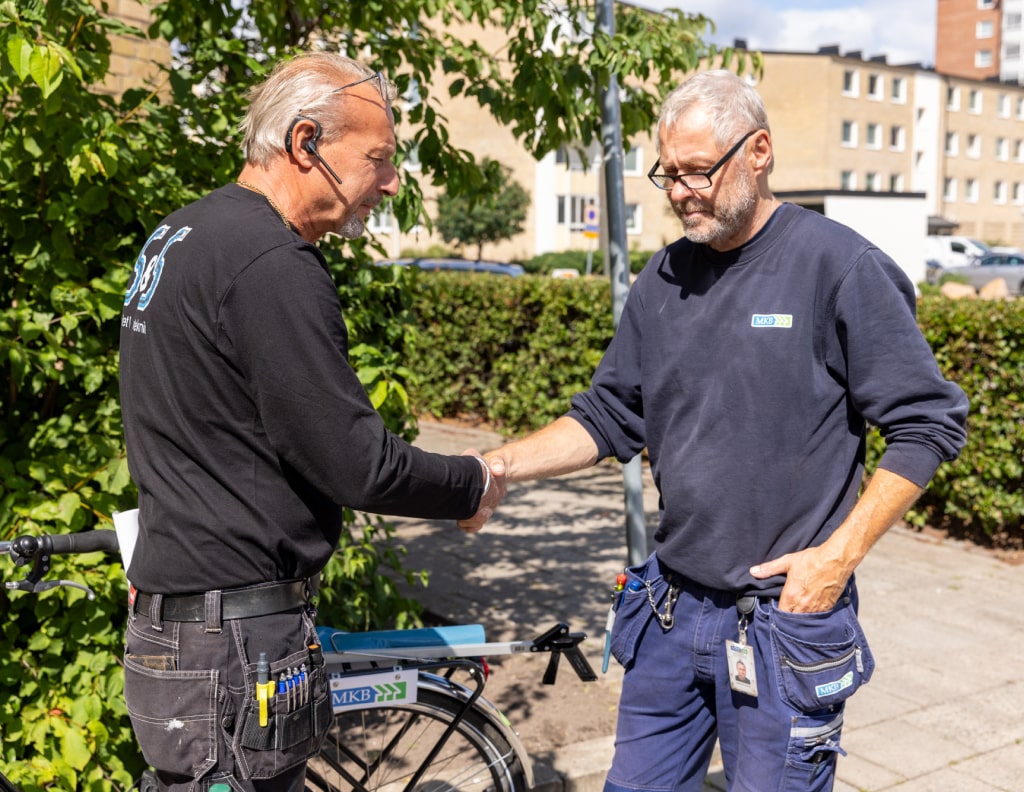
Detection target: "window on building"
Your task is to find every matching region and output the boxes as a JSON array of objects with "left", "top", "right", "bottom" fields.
[
  {"left": 998, "top": 94, "right": 1011, "bottom": 117},
  {"left": 994, "top": 180, "right": 1007, "bottom": 204},
  {"left": 840, "top": 170, "right": 856, "bottom": 190},
  {"left": 889, "top": 174, "right": 904, "bottom": 192},
  {"left": 841, "top": 120, "right": 858, "bottom": 147},
  {"left": 1016, "top": 140, "right": 1024, "bottom": 161},
  {"left": 402, "top": 144, "right": 422, "bottom": 172},
  {"left": 866, "top": 123, "right": 882, "bottom": 149},
  {"left": 978, "top": 0, "right": 994, "bottom": 10},
  {"left": 890, "top": 76, "right": 906, "bottom": 103},
  {"left": 976, "top": 50, "right": 993, "bottom": 68},
  {"left": 1007, "top": 12, "right": 1023, "bottom": 30},
  {"left": 557, "top": 194, "right": 599, "bottom": 229},
  {"left": 945, "top": 131, "right": 959, "bottom": 155},
  {"left": 556, "top": 147, "right": 586, "bottom": 171},
  {"left": 865, "top": 172, "right": 880, "bottom": 191},
  {"left": 890, "top": 125, "right": 905, "bottom": 151},
  {"left": 977, "top": 20, "right": 994, "bottom": 38},
  {"left": 842, "top": 69, "right": 859, "bottom": 96},
  {"left": 368, "top": 205, "right": 394, "bottom": 234},
  {"left": 944, "top": 177, "right": 957, "bottom": 201},
  {"left": 623, "top": 147, "right": 642, "bottom": 176},
  {"left": 947, "top": 86, "right": 960, "bottom": 110},
  {"left": 967, "top": 133, "right": 981, "bottom": 157},
  {"left": 1007, "top": 43, "right": 1022, "bottom": 60},
  {"left": 867, "top": 73, "right": 882, "bottom": 99},
  {"left": 625, "top": 203, "right": 642, "bottom": 234},
  {"left": 966, "top": 178, "right": 979, "bottom": 203},
  {"left": 1018, "top": 97, "right": 1024, "bottom": 118},
  {"left": 1014, "top": 182, "right": 1024, "bottom": 204},
  {"left": 996, "top": 137, "right": 1009, "bottom": 160},
  {"left": 969, "top": 89, "right": 983, "bottom": 113}
]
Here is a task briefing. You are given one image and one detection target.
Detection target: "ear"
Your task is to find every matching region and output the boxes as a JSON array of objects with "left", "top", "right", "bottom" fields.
[
  {"left": 284, "top": 115, "right": 322, "bottom": 158},
  {"left": 750, "top": 129, "right": 773, "bottom": 174}
]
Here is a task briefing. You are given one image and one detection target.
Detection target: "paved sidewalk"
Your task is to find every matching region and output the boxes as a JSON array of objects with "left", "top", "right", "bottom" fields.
[{"left": 404, "top": 421, "right": 1024, "bottom": 792}]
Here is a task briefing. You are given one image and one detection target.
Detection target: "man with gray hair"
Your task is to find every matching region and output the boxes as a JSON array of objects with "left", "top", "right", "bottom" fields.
[
  {"left": 119, "top": 51, "right": 502, "bottom": 790},
  {"left": 468, "top": 70, "right": 967, "bottom": 790}
]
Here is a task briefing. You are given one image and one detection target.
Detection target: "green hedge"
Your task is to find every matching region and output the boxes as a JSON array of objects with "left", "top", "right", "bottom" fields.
[{"left": 407, "top": 274, "right": 1023, "bottom": 549}]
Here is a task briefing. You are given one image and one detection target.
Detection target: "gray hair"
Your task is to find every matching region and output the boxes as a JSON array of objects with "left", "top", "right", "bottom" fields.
[
  {"left": 240, "top": 51, "right": 398, "bottom": 167},
  {"left": 657, "top": 70, "right": 772, "bottom": 171}
]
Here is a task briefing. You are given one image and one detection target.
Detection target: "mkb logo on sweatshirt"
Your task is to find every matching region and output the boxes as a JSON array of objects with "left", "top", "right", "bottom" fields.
[{"left": 750, "top": 314, "right": 793, "bottom": 328}]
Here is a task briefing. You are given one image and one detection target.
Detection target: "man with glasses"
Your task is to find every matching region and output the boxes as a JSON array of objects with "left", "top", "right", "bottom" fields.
[
  {"left": 119, "top": 52, "right": 503, "bottom": 791},
  {"left": 464, "top": 70, "right": 967, "bottom": 791}
]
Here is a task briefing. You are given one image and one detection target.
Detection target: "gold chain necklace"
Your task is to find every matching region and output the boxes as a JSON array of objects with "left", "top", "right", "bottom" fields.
[{"left": 237, "top": 181, "right": 293, "bottom": 229}]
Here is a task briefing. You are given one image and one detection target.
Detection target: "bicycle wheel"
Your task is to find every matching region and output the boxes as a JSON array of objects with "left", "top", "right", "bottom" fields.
[{"left": 306, "top": 689, "right": 527, "bottom": 792}]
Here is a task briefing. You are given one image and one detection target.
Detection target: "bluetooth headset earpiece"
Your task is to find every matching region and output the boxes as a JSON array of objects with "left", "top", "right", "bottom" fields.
[{"left": 285, "top": 115, "right": 343, "bottom": 185}]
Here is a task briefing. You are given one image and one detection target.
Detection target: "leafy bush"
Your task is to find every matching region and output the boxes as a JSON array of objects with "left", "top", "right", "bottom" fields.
[{"left": 407, "top": 279, "right": 1023, "bottom": 548}]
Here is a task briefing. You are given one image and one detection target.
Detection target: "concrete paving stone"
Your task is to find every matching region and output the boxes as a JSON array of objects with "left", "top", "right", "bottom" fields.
[
  {"left": 903, "top": 680, "right": 1024, "bottom": 752},
  {"left": 834, "top": 749, "right": 907, "bottom": 791},
  {"left": 875, "top": 766, "right": 1010, "bottom": 792},
  {"left": 838, "top": 717, "right": 975, "bottom": 780},
  {"left": 843, "top": 682, "right": 918, "bottom": 727},
  {"left": 948, "top": 741, "right": 1024, "bottom": 790},
  {"left": 863, "top": 659, "right": 978, "bottom": 709}
]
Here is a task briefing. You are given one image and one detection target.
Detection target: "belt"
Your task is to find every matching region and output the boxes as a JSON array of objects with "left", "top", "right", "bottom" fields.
[{"left": 134, "top": 579, "right": 312, "bottom": 622}]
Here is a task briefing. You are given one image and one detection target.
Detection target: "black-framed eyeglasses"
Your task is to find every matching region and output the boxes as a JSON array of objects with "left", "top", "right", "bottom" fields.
[
  {"left": 329, "top": 70, "right": 387, "bottom": 101},
  {"left": 648, "top": 130, "right": 758, "bottom": 191}
]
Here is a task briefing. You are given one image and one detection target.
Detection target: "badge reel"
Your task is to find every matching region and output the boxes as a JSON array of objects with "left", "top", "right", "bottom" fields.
[{"left": 726, "top": 610, "right": 758, "bottom": 697}]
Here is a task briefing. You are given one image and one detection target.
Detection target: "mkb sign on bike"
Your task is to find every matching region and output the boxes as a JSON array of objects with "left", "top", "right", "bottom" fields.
[{"left": 330, "top": 668, "right": 417, "bottom": 711}]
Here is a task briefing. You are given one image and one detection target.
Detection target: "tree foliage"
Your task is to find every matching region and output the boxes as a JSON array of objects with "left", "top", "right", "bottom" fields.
[
  {"left": 0, "top": 0, "right": 744, "bottom": 785},
  {"left": 436, "top": 159, "right": 530, "bottom": 259}
]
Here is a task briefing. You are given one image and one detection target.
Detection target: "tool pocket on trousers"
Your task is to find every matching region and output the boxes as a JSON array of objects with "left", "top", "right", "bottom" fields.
[
  {"left": 237, "top": 647, "right": 331, "bottom": 779},
  {"left": 609, "top": 558, "right": 658, "bottom": 670},
  {"left": 767, "top": 599, "right": 874, "bottom": 713},
  {"left": 123, "top": 654, "right": 218, "bottom": 781}
]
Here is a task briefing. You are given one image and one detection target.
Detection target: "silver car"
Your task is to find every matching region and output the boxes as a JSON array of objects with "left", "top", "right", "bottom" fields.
[{"left": 944, "top": 252, "right": 1024, "bottom": 294}]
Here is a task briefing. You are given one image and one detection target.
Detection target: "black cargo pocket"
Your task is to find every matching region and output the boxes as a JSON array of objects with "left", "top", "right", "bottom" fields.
[
  {"left": 609, "top": 558, "right": 660, "bottom": 670},
  {"left": 236, "top": 647, "right": 331, "bottom": 779},
  {"left": 123, "top": 654, "right": 218, "bottom": 781},
  {"left": 767, "top": 599, "right": 875, "bottom": 713}
]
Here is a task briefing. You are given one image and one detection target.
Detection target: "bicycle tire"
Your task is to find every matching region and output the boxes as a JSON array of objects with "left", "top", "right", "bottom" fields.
[{"left": 305, "top": 688, "right": 528, "bottom": 792}]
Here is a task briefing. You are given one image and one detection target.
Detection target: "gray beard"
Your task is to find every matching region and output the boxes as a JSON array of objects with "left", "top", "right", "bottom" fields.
[{"left": 337, "top": 216, "right": 366, "bottom": 239}]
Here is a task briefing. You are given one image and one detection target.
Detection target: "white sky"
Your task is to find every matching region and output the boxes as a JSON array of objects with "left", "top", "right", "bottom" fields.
[{"left": 631, "top": 0, "right": 937, "bottom": 67}]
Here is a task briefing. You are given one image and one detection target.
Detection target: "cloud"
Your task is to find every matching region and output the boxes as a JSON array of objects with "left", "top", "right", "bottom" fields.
[{"left": 636, "top": 0, "right": 935, "bottom": 67}]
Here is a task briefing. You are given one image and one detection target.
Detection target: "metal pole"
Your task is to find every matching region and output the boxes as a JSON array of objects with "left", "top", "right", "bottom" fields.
[{"left": 597, "top": 0, "right": 646, "bottom": 567}]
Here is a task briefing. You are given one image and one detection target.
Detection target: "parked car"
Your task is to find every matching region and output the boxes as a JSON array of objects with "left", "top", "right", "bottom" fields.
[
  {"left": 924, "top": 235, "right": 990, "bottom": 270},
  {"left": 377, "top": 258, "right": 525, "bottom": 277},
  {"left": 925, "top": 234, "right": 987, "bottom": 272},
  {"left": 943, "top": 252, "right": 1024, "bottom": 294}
]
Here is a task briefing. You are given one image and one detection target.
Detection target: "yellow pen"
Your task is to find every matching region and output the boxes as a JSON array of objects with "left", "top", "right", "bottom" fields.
[{"left": 255, "top": 652, "right": 274, "bottom": 727}]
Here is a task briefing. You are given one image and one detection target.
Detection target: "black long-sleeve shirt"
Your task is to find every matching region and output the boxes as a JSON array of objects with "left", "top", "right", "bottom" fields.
[
  {"left": 120, "top": 185, "right": 483, "bottom": 593},
  {"left": 568, "top": 203, "right": 968, "bottom": 596}
]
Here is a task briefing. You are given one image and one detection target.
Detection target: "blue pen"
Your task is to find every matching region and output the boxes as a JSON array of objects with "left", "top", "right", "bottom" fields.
[{"left": 602, "top": 574, "right": 628, "bottom": 673}]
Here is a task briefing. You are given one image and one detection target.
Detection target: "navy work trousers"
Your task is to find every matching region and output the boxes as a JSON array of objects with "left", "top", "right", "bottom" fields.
[{"left": 604, "top": 554, "right": 873, "bottom": 792}]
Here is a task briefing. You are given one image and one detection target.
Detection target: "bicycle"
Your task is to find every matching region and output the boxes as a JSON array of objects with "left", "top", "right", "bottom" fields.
[{"left": 1, "top": 528, "right": 597, "bottom": 792}]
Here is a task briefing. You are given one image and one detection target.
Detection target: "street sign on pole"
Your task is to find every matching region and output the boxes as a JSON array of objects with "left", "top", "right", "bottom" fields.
[{"left": 583, "top": 205, "right": 599, "bottom": 239}]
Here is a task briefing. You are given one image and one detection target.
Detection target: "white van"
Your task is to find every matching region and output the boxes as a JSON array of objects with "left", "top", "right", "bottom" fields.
[{"left": 925, "top": 235, "right": 990, "bottom": 270}]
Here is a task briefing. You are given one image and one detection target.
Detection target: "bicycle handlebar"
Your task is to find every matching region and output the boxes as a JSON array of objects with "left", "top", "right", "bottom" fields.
[{"left": 1, "top": 529, "right": 120, "bottom": 598}]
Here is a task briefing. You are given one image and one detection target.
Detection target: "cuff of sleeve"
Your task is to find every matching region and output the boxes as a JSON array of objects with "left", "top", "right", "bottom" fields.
[
  {"left": 876, "top": 444, "right": 944, "bottom": 489},
  {"left": 472, "top": 455, "right": 493, "bottom": 496}
]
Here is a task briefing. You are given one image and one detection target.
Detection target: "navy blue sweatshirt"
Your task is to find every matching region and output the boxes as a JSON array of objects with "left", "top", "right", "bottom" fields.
[
  {"left": 120, "top": 185, "right": 484, "bottom": 593},
  {"left": 568, "top": 203, "right": 968, "bottom": 596}
]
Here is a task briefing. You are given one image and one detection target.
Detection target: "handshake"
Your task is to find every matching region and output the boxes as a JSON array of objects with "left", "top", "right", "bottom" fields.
[
  {"left": 457, "top": 448, "right": 508, "bottom": 534},
  {"left": 451, "top": 416, "right": 601, "bottom": 535}
]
